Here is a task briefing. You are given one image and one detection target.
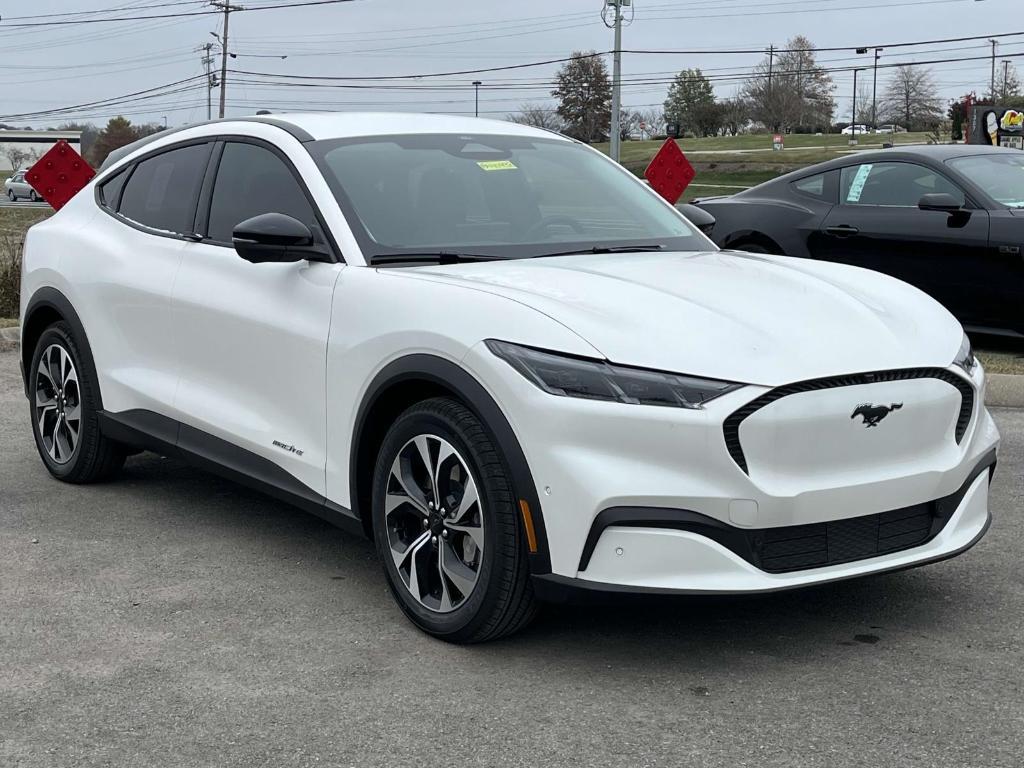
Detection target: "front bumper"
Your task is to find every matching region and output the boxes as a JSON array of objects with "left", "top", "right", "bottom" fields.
[
  {"left": 464, "top": 344, "right": 999, "bottom": 593},
  {"left": 533, "top": 451, "right": 993, "bottom": 599}
]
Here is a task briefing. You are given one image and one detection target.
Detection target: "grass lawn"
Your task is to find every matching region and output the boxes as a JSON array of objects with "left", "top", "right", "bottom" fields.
[
  {"left": 0, "top": 207, "right": 51, "bottom": 238},
  {"left": 0, "top": 208, "right": 52, "bottom": 320}
]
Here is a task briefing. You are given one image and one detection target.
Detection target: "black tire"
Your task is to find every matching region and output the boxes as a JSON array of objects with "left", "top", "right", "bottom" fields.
[
  {"left": 7, "top": 189, "right": 15, "bottom": 201},
  {"left": 29, "top": 190, "right": 39, "bottom": 203},
  {"left": 372, "top": 397, "right": 537, "bottom": 643},
  {"left": 29, "top": 322, "right": 126, "bottom": 483}
]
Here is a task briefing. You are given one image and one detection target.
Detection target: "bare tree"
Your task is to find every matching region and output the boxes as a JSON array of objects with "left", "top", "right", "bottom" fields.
[
  {"left": 719, "top": 96, "right": 751, "bottom": 136},
  {"left": 881, "top": 65, "right": 941, "bottom": 131},
  {"left": 855, "top": 81, "right": 874, "bottom": 126},
  {"left": 2, "top": 145, "right": 29, "bottom": 172},
  {"left": 507, "top": 103, "right": 563, "bottom": 132},
  {"left": 996, "top": 62, "right": 1023, "bottom": 104},
  {"left": 742, "top": 36, "right": 835, "bottom": 132}
]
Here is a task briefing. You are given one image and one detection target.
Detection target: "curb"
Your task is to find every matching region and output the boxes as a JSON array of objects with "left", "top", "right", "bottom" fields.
[
  {"left": 984, "top": 373, "right": 1024, "bottom": 409},
  {"left": 1, "top": 323, "right": 1022, "bottom": 407}
]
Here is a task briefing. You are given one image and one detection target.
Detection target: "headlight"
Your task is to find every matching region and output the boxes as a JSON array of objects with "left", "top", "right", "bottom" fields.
[
  {"left": 954, "top": 332, "right": 977, "bottom": 374},
  {"left": 486, "top": 340, "right": 743, "bottom": 409}
]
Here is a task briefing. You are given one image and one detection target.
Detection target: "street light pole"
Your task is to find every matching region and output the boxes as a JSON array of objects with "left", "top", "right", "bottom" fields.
[{"left": 472, "top": 80, "right": 482, "bottom": 117}]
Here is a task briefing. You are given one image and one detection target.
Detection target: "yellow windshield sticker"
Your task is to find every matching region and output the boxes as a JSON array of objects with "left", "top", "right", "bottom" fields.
[{"left": 477, "top": 160, "right": 517, "bottom": 171}]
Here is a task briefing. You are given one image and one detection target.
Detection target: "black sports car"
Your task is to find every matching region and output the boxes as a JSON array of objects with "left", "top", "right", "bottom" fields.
[{"left": 695, "top": 145, "right": 1024, "bottom": 337}]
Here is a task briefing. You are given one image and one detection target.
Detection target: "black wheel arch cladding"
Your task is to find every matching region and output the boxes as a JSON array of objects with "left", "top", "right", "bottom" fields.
[
  {"left": 22, "top": 287, "right": 102, "bottom": 408},
  {"left": 352, "top": 353, "right": 552, "bottom": 574}
]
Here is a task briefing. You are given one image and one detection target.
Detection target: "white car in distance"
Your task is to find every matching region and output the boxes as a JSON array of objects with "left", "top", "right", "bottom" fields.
[{"left": 18, "top": 113, "right": 999, "bottom": 642}]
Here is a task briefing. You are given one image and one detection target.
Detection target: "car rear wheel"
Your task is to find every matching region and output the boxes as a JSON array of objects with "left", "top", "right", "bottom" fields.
[
  {"left": 29, "top": 322, "right": 126, "bottom": 483},
  {"left": 372, "top": 397, "right": 536, "bottom": 643},
  {"left": 29, "top": 190, "right": 39, "bottom": 202}
]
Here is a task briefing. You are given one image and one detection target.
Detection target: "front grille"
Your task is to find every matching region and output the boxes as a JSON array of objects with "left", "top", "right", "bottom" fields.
[
  {"left": 754, "top": 504, "right": 933, "bottom": 572},
  {"left": 723, "top": 368, "right": 975, "bottom": 474}
]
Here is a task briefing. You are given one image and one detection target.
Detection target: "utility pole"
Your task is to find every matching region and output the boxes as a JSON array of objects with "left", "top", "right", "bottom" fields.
[
  {"left": 606, "top": 0, "right": 626, "bottom": 163},
  {"left": 472, "top": 80, "right": 482, "bottom": 117},
  {"left": 989, "top": 39, "right": 998, "bottom": 101},
  {"left": 197, "top": 42, "right": 216, "bottom": 121},
  {"left": 872, "top": 48, "right": 882, "bottom": 128},
  {"left": 211, "top": 2, "right": 243, "bottom": 119}
]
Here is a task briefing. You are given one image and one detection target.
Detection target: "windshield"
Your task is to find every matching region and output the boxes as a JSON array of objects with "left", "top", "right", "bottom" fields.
[
  {"left": 947, "top": 152, "right": 1024, "bottom": 208},
  {"left": 308, "top": 133, "right": 708, "bottom": 261}
]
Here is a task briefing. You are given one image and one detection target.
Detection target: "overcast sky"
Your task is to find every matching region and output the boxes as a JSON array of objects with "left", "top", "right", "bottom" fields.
[{"left": 0, "top": 0, "right": 1019, "bottom": 128}]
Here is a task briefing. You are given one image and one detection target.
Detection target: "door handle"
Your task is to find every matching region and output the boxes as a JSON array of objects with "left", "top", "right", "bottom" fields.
[{"left": 825, "top": 225, "right": 860, "bottom": 238}]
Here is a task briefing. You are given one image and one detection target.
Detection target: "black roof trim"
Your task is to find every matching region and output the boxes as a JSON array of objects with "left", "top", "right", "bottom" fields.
[{"left": 98, "top": 116, "right": 314, "bottom": 172}]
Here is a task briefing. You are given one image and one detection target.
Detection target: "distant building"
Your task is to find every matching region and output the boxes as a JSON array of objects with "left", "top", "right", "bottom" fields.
[{"left": 0, "top": 129, "right": 84, "bottom": 171}]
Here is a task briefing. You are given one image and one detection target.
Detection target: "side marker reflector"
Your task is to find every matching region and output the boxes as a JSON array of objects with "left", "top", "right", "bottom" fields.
[{"left": 519, "top": 499, "right": 538, "bottom": 554}]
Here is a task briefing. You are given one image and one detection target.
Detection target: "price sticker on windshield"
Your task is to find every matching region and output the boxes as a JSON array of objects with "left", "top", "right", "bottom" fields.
[{"left": 477, "top": 160, "right": 517, "bottom": 171}]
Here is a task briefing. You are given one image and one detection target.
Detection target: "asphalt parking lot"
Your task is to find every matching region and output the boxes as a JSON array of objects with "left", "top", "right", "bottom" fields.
[{"left": 1, "top": 348, "right": 1022, "bottom": 768}]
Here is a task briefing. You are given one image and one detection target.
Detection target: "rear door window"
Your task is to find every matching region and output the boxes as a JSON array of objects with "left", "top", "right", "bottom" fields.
[{"left": 119, "top": 143, "right": 212, "bottom": 235}]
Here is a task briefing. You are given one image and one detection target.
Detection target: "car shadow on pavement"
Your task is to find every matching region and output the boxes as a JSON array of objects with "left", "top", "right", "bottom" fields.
[{"left": 114, "top": 453, "right": 981, "bottom": 664}]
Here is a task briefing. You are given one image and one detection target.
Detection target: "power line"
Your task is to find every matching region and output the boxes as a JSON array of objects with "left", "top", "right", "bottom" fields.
[{"left": 0, "top": 0, "right": 358, "bottom": 28}]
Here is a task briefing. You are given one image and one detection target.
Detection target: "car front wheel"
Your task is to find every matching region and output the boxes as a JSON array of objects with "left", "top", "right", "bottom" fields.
[
  {"left": 372, "top": 397, "right": 536, "bottom": 643},
  {"left": 7, "top": 189, "right": 15, "bottom": 201},
  {"left": 29, "top": 322, "right": 126, "bottom": 483}
]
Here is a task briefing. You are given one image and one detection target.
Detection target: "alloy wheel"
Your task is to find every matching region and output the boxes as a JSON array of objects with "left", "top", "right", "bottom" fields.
[
  {"left": 385, "top": 434, "right": 485, "bottom": 613},
  {"left": 35, "top": 344, "right": 82, "bottom": 465}
]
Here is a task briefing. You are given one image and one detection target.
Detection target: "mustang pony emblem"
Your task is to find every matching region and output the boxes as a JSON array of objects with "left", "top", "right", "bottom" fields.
[{"left": 851, "top": 402, "right": 903, "bottom": 427}]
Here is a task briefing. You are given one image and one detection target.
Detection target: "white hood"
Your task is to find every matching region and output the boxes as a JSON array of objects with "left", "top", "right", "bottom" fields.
[{"left": 406, "top": 250, "right": 963, "bottom": 387}]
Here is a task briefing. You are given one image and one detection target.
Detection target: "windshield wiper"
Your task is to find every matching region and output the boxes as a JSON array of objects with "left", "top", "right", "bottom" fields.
[
  {"left": 370, "top": 251, "right": 507, "bottom": 266},
  {"left": 529, "top": 244, "right": 664, "bottom": 259}
]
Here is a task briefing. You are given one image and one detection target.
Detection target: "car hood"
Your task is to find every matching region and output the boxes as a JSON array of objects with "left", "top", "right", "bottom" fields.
[{"left": 403, "top": 250, "right": 963, "bottom": 386}]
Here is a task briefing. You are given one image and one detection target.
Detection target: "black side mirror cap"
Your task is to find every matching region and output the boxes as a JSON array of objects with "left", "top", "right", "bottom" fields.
[
  {"left": 232, "top": 212, "right": 332, "bottom": 264},
  {"left": 918, "top": 193, "right": 964, "bottom": 213}
]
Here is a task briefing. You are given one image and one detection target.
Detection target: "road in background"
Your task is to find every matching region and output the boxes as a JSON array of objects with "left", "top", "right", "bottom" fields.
[{"left": 1, "top": 350, "right": 1023, "bottom": 767}]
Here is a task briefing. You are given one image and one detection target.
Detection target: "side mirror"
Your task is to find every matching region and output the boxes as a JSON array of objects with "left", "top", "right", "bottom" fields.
[
  {"left": 232, "top": 212, "right": 330, "bottom": 264},
  {"left": 677, "top": 202, "right": 716, "bottom": 235},
  {"left": 918, "top": 193, "right": 964, "bottom": 213}
]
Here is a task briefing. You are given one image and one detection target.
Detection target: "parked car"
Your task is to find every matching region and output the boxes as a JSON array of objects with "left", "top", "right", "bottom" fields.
[
  {"left": 841, "top": 124, "right": 871, "bottom": 135},
  {"left": 19, "top": 114, "right": 997, "bottom": 642},
  {"left": 874, "top": 125, "right": 899, "bottom": 134},
  {"left": 695, "top": 145, "right": 1024, "bottom": 337},
  {"left": 5, "top": 169, "right": 41, "bottom": 202}
]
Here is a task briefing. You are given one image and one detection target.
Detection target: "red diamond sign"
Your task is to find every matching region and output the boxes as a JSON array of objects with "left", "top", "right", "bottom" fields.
[
  {"left": 26, "top": 140, "right": 95, "bottom": 212},
  {"left": 643, "top": 139, "right": 696, "bottom": 205}
]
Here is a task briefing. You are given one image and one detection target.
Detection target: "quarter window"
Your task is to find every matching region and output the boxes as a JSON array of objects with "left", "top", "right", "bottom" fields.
[
  {"left": 119, "top": 143, "right": 211, "bottom": 235},
  {"left": 839, "top": 162, "right": 964, "bottom": 207},
  {"left": 792, "top": 173, "right": 828, "bottom": 200},
  {"left": 98, "top": 168, "right": 128, "bottom": 211},
  {"left": 206, "top": 142, "right": 317, "bottom": 244}
]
